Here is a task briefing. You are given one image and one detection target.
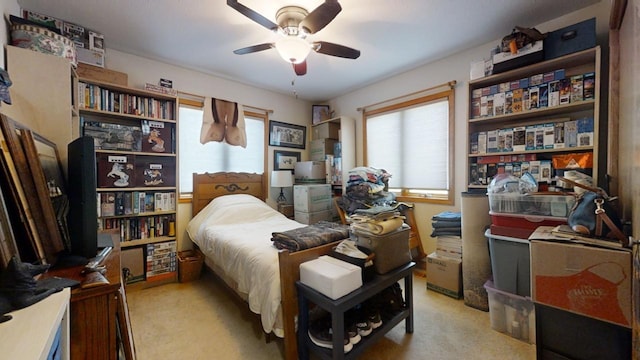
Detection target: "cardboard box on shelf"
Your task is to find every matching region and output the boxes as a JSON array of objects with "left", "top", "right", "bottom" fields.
[
  {"left": 293, "top": 184, "right": 332, "bottom": 212},
  {"left": 426, "top": 252, "right": 462, "bottom": 299},
  {"left": 294, "top": 161, "right": 326, "bottom": 184},
  {"left": 77, "top": 63, "right": 127, "bottom": 86},
  {"left": 312, "top": 122, "right": 340, "bottom": 140},
  {"left": 310, "top": 138, "right": 338, "bottom": 162},
  {"left": 530, "top": 240, "right": 632, "bottom": 328}
]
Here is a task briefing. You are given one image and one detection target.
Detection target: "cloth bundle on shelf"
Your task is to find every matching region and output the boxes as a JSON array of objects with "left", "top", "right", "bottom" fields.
[
  {"left": 337, "top": 167, "right": 396, "bottom": 215},
  {"left": 431, "top": 211, "right": 462, "bottom": 260},
  {"left": 349, "top": 207, "right": 405, "bottom": 236}
]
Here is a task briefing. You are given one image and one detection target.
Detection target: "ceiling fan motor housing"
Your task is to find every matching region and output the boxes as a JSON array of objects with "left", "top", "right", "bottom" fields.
[{"left": 276, "top": 6, "right": 309, "bottom": 37}]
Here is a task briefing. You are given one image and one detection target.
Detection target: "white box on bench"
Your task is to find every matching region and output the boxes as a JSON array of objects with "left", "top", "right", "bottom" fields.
[{"left": 300, "top": 255, "right": 362, "bottom": 299}]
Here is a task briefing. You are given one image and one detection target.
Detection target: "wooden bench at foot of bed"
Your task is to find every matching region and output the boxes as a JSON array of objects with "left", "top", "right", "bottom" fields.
[{"left": 278, "top": 240, "right": 341, "bottom": 360}]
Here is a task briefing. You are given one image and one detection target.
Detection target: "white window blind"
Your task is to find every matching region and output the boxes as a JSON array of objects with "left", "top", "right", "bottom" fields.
[
  {"left": 178, "top": 106, "right": 264, "bottom": 193},
  {"left": 365, "top": 94, "right": 452, "bottom": 202}
]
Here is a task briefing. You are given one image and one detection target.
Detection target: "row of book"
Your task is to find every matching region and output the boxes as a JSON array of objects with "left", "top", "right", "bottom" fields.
[
  {"left": 470, "top": 118, "right": 594, "bottom": 154},
  {"left": 146, "top": 241, "right": 177, "bottom": 281},
  {"left": 98, "top": 191, "right": 176, "bottom": 217},
  {"left": 470, "top": 159, "right": 554, "bottom": 186},
  {"left": 101, "top": 214, "right": 176, "bottom": 242},
  {"left": 78, "top": 81, "right": 176, "bottom": 120},
  {"left": 471, "top": 69, "right": 595, "bottom": 119}
]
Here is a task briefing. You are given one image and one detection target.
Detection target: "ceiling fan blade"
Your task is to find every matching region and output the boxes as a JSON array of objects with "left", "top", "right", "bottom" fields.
[
  {"left": 293, "top": 61, "right": 307, "bottom": 76},
  {"left": 233, "top": 43, "right": 274, "bottom": 55},
  {"left": 227, "top": 0, "right": 279, "bottom": 31},
  {"left": 300, "top": 1, "right": 342, "bottom": 34},
  {"left": 313, "top": 41, "right": 360, "bottom": 59}
]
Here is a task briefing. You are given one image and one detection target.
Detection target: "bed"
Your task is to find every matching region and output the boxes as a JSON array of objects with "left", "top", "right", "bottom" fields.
[{"left": 187, "top": 172, "right": 345, "bottom": 360}]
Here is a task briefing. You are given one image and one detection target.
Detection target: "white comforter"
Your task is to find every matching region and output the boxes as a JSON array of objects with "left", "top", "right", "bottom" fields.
[{"left": 186, "top": 194, "right": 305, "bottom": 337}]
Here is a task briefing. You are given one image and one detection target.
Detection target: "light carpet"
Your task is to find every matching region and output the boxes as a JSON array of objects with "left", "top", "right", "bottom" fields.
[{"left": 127, "top": 270, "right": 535, "bottom": 359}]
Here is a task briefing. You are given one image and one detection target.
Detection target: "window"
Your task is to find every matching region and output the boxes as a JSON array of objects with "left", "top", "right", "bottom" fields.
[
  {"left": 364, "top": 89, "right": 454, "bottom": 204},
  {"left": 178, "top": 104, "right": 266, "bottom": 194}
]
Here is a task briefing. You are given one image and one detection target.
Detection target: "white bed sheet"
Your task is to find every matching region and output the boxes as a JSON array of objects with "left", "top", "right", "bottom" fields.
[{"left": 186, "top": 194, "right": 305, "bottom": 337}]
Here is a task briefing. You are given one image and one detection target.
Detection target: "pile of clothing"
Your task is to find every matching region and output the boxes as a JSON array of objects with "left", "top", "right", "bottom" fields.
[
  {"left": 337, "top": 167, "right": 396, "bottom": 215},
  {"left": 349, "top": 206, "right": 406, "bottom": 236},
  {"left": 431, "top": 211, "right": 462, "bottom": 260}
]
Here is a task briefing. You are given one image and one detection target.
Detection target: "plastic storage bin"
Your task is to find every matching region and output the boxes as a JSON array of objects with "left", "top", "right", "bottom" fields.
[
  {"left": 489, "top": 211, "right": 568, "bottom": 238},
  {"left": 484, "top": 280, "right": 535, "bottom": 344},
  {"left": 488, "top": 193, "right": 575, "bottom": 216},
  {"left": 486, "top": 229, "right": 530, "bottom": 297}
]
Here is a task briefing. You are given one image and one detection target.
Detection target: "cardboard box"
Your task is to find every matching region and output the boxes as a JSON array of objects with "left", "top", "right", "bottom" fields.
[
  {"left": 121, "top": 247, "right": 145, "bottom": 284},
  {"left": 312, "top": 122, "right": 340, "bottom": 140},
  {"left": 300, "top": 255, "right": 362, "bottom": 299},
  {"left": 310, "top": 138, "right": 338, "bottom": 161},
  {"left": 426, "top": 252, "right": 462, "bottom": 299},
  {"left": 294, "top": 161, "right": 326, "bottom": 184},
  {"left": 530, "top": 240, "right": 632, "bottom": 328},
  {"left": 77, "top": 63, "right": 127, "bottom": 86},
  {"left": 294, "top": 209, "right": 332, "bottom": 225},
  {"left": 293, "top": 184, "right": 332, "bottom": 212}
]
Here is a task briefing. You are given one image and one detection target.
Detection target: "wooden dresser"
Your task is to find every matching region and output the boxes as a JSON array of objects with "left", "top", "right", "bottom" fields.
[{"left": 43, "top": 242, "right": 134, "bottom": 359}]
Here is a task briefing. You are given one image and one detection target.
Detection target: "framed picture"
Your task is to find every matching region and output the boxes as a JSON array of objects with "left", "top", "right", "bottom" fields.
[
  {"left": 274, "top": 150, "right": 301, "bottom": 173},
  {"left": 269, "top": 120, "right": 306, "bottom": 149},
  {"left": 312, "top": 105, "right": 331, "bottom": 124}
]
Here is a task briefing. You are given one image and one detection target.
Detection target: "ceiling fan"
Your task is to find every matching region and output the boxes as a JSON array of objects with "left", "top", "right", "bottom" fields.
[{"left": 227, "top": 0, "right": 360, "bottom": 76}]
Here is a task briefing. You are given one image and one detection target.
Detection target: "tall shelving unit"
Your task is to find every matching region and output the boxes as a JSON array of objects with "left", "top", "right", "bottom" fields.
[
  {"left": 310, "top": 116, "right": 355, "bottom": 195},
  {"left": 466, "top": 46, "right": 601, "bottom": 191},
  {"left": 78, "top": 78, "right": 179, "bottom": 287}
]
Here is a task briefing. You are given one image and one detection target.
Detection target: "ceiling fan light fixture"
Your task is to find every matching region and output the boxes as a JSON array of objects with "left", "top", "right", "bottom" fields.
[{"left": 275, "top": 36, "right": 311, "bottom": 64}]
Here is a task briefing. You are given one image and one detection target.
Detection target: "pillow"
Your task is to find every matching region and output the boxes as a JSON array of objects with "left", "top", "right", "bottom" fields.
[{"left": 186, "top": 194, "right": 279, "bottom": 240}]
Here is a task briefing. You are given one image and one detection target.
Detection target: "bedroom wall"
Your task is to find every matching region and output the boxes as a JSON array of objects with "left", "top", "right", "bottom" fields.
[
  {"left": 0, "top": 1, "right": 21, "bottom": 69},
  {"left": 327, "top": 1, "right": 612, "bottom": 255},
  {"left": 102, "top": 50, "right": 313, "bottom": 251}
]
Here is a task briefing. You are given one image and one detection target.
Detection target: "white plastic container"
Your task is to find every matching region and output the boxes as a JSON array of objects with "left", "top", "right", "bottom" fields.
[{"left": 484, "top": 280, "right": 536, "bottom": 344}]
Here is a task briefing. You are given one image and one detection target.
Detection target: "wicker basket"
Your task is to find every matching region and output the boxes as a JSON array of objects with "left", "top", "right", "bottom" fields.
[{"left": 178, "top": 249, "right": 204, "bottom": 282}]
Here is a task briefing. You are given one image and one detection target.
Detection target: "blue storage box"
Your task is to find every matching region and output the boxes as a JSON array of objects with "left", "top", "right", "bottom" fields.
[{"left": 544, "top": 18, "right": 596, "bottom": 60}]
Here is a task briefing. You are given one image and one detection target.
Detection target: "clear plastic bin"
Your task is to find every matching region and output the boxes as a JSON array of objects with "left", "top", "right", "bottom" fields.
[
  {"left": 484, "top": 280, "right": 536, "bottom": 344},
  {"left": 488, "top": 193, "right": 575, "bottom": 216}
]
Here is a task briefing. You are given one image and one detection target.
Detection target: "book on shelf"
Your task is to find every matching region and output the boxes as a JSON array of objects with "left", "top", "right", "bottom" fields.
[
  {"left": 470, "top": 132, "right": 478, "bottom": 154},
  {"left": 512, "top": 162, "right": 522, "bottom": 178},
  {"left": 543, "top": 122, "right": 555, "bottom": 149},
  {"left": 523, "top": 88, "right": 530, "bottom": 111},
  {"left": 512, "top": 126, "right": 526, "bottom": 152},
  {"left": 543, "top": 71, "right": 555, "bottom": 83},
  {"left": 503, "top": 128, "right": 513, "bottom": 152},
  {"left": 559, "top": 78, "right": 571, "bottom": 105},
  {"left": 570, "top": 74, "right": 584, "bottom": 103},
  {"left": 548, "top": 80, "right": 560, "bottom": 107},
  {"left": 529, "top": 160, "right": 541, "bottom": 181},
  {"left": 512, "top": 88, "right": 523, "bottom": 113},
  {"left": 534, "top": 124, "right": 544, "bottom": 150},
  {"left": 487, "top": 129, "right": 498, "bottom": 153},
  {"left": 504, "top": 90, "right": 513, "bottom": 114},
  {"left": 540, "top": 160, "right": 552, "bottom": 182},
  {"left": 553, "top": 122, "right": 565, "bottom": 149},
  {"left": 480, "top": 96, "right": 488, "bottom": 117},
  {"left": 539, "top": 83, "right": 549, "bottom": 108},
  {"left": 493, "top": 92, "right": 505, "bottom": 116},
  {"left": 477, "top": 132, "right": 487, "bottom": 154},
  {"left": 530, "top": 73, "right": 543, "bottom": 86},
  {"left": 564, "top": 120, "right": 578, "bottom": 147},
  {"left": 583, "top": 72, "right": 595, "bottom": 100},
  {"left": 497, "top": 128, "right": 505, "bottom": 152},
  {"left": 101, "top": 192, "right": 116, "bottom": 217},
  {"left": 525, "top": 125, "right": 536, "bottom": 151},
  {"left": 486, "top": 94, "right": 494, "bottom": 117},
  {"left": 577, "top": 117, "right": 594, "bottom": 147},
  {"left": 528, "top": 86, "right": 539, "bottom": 110},
  {"left": 521, "top": 161, "right": 530, "bottom": 175}
]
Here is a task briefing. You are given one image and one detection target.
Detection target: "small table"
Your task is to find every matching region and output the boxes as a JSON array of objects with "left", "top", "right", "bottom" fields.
[{"left": 296, "top": 262, "right": 415, "bottom": 360}]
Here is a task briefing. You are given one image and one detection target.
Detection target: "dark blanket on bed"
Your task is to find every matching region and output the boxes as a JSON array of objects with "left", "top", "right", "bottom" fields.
[{"left": 271, "top": 221, "right": 350, "bottom": 252}]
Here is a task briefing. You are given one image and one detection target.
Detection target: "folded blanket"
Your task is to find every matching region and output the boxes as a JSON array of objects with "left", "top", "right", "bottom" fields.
[
  {"left": 432, "top": 219, "right": 462, "bottom": 229},
  {"left": 350, "top": 217, "right": 405, "bottom": 236},
  {"left": 431, "top": 228, "right": 463, "bottom": 237},
  {"left": 271, "top": 221, "right": 350, "bottom": 252},
  {"left": 431, "top": 211, "right": 462, "bottom": 221}
]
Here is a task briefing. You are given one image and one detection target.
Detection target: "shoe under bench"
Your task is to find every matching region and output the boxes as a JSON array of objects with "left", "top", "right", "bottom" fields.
[{"left": 296, "top": 261, "right": 415, "bottom": 360}]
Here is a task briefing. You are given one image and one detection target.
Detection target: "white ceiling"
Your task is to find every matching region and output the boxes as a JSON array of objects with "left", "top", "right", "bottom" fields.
[{"left": 16, "top": 0, "right": 601, "bottom": 102}]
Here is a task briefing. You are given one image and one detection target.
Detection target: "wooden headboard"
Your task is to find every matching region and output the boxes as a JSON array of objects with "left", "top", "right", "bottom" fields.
[{"left": 192, "top": 172, "right": 266, "bottom": 215}]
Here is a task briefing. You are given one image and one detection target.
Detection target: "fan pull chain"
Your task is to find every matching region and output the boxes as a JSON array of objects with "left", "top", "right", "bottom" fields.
[{"left": 291, "top": 79, "right": 298, "bottom": 98}]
